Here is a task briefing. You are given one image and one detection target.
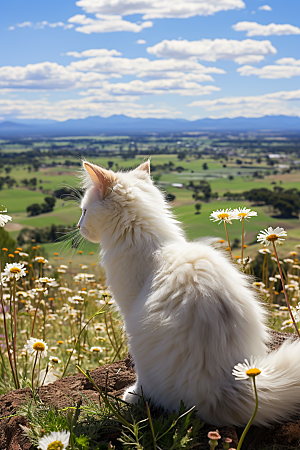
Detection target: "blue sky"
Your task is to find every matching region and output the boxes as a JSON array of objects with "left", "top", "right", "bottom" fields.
[{"left": 1, "top": 0, "right": 300, "bottom": 121}]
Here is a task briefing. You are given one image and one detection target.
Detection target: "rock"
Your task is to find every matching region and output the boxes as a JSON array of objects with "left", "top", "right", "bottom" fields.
[
  {"left": 1, "top": 332, "right": 300, "bottom": 449},
  {"left": 0, "top": 355, "right": 136, "bottom": 450}
]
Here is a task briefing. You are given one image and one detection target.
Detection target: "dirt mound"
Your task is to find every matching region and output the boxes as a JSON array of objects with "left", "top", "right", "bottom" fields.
[{"left": 1, "top": 332, "right": 300, "bottom": 450}]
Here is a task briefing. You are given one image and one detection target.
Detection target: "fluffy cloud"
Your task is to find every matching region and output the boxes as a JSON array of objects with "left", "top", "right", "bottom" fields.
[
  {"left": 75, "top": 0, "right": 245, "bottom": 19},
  {"left": 147, "top": 39, "right": 277, "bottom": 63},
  {"left": 188, "top": 89, "right": 300, "bottom": 117},
  {"left": 0, "top": 51, "right": 224, "bottom": 97},
  {"left": 69, "top": 53, "right": 225, "bottom": 78},
  {"left": 68, "top": 14, "right": 152, "bottom": 33},
  {"left": 0, "top": 96, "right": 182, "bottom": 120},
  {"left": 258, "top": 5, "right": 272, "bottom": 11},
  {"left": 0, "top": 62, "right": 113, "bottom": 90},
  {"left": 237, "top": 59, "right": 300, "bottom": 79},
  {"left": 137, "top": 39, "right": 146, "bottom": 44},
  {"left": 232, "top": 21, "right": 300, "bottom": 36},
  {"left": 9, "top": 21, "right": 74, "bottom": 30}
]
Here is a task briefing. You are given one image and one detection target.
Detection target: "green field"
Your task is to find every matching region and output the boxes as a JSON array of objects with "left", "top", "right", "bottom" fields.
[{"left": 1, "top": 135, "right": 299, "bottom": 266}]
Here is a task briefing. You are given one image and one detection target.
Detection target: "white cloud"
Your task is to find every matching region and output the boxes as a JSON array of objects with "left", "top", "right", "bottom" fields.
[
  {"left": 98, "top": 78, "right": 220, "bottom": 96},
  {"left": 137, "top": 39, "right": 146, "bottom": 44},
  {"left": 68, "top": 53, "right": 226, "bottom": 78},
  {"left": 259, "top": 5, "right": 272, "bottom": 11},
  {"left": 237, "top": 63, "right": 300, "bottom": 79},
  {"left": 147, "top": 38, "right": 277, "bottom": 63},
  {"left": 276, "top": 58, "right": 300, "bottom": 66},
  {"left": 75, "top": 0, "right": 245, "bottom": 19},
  {"left": 232, "top": 21, "right": 300, "bottom": 36},
  {"left": 188, "top": 89, "right": 300, "bottom": 118},
  {"left": 68, "top": 14, "right": 152, "bottom": 33},
  {"left": 0, "top": 96, "right": 182, "bottom": 120},
  {"left": 0, "top": 62, "right": 111, "bottom": 90},
  {"left": 9, "top": 21, "right": 74, "bottom": 30},
  {"left": 66, "top": 49, "right": 122, "bottom": 58}
]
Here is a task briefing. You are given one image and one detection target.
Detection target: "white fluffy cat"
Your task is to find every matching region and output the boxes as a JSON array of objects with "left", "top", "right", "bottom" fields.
[{"left": 78, "top": 160, "right": 300, "bottom": 426}]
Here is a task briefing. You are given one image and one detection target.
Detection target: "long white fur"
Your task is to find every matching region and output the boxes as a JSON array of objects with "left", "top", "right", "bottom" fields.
[{"left": 79, "top": 161, "right": 300, "bottom": 426}]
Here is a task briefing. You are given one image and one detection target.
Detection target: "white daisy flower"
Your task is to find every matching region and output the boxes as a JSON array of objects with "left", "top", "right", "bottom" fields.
[
  {"left": 68, "top": 295, "right": 84, "bottom": 304},
  {"left": 232, "top": 356, "right": 268, "bottom": 381},
  {"left": 0, "top": 211, "right": 12, "bottom": 227},
  {"left": 49, "top": 356, "right": 61, "bottom": 364},
  {"left": 209, "top": 208, "right": 236, "bottom": 224},
  {"left": 3, "top": 263, "right": 26, "bottom": 280},
  {"left": 38, "top": 430, "right": 70, "bottom": 450},
  {"left": 34, "top": 256, "right": 49, "bottom": 264},
  {"left": 257, "top": 227, "right": 287, "bottom": 246},
  {"left": 259, "top": 248, "right": 271, "bottom": 255},
  {"left": 232, "top": 207, "right": 257, "bottom": 221},
  {"left": 24, "top": 337, "right": 48, "bottom": 359},
  {"left": 90, "top": 346, "right": 103, "bottom": 353},
  {"left": 237, "top": 257, "right": 252, "bottom": 265}
]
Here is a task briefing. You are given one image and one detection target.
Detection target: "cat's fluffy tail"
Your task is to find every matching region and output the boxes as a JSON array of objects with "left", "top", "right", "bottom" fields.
[{"left": 239, "top": 338, "right": 300, "bottom": 426}]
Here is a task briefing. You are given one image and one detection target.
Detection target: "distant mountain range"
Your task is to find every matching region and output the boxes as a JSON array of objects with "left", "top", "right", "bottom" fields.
[{"left": 0, "top": 115, "right": 299, "bottom": 138}]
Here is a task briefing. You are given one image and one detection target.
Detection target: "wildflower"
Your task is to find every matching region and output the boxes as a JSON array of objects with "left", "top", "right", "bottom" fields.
[
  {"left": 38, "top": 430, "right": 70, "bottom": 450},
  {"left": 34, "top": 256, "right": 48, "bottom": 264},
  {"left": 8, "top": 254, "right": 14, "bottom": 258},
  {"left": 2, "top": 247, "right": 8, "bottom": 251},
  {"left": 259, "top": 248, "right": 271, "bottom": 255},
  {"left": 54, "top": 252, "right": 59, "bottom": 256},
  {"left": 284, "top": 258, "right": 294, "bottom": 264},
  {"left": 78, "top": 250, "right": 83, "bottom": 254},
  {"left": 69, "top": 295, "right": 84, "bottom": 304},
  {"left": 237, "top": 257, "right": 252, "bottom": 265},
  {"left": 24, "top": 337, "right": 48, "bottom": 358},
  {"left": 207, "top": 430, "right": 221, "bottom": 450},
  {"left": 257, "top": 227, "right": 287, "bottom": 246},
  {"left": 57, "top": 340, "right": 64, "bottom": 345},
  {"left": 233, "top": 207, "right": 257, "bottom": 221},
  {"left": 49, "top": 356, "right": 61, "bottom": 364},
  {"left": 91, "top": 346, "right": 103, "bottom": 353},
  {"left": 3, "top": 263, "right": 26, "bottom": 280},
  {"left": 0, "top": 208, "right": 12, "bottom": 227},
  {"left": 281, "top": 319, "right": 294, "bottom": 330},
  {"left": 269, "top": 277, "right": 277, "bottom": 282},
  {"left": 210, "top": 208, "right": 235, "bottom": 224},
  {"left": 232, "top": 356, "right": 268, "bottom": 381}
]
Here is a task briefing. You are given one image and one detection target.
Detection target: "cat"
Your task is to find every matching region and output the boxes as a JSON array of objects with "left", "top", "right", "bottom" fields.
[{"left": 78, "top": 160, "right": 300, "bottom": 426}]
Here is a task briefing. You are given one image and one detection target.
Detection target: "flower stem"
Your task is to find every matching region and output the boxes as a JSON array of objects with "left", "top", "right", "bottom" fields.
[
  {"left": 31, "top": 352, "right": 38, "bottom": 391},
  {"left": 223, "top": 222, "right": 232, "bottom": 259},
  {"left": 241, "top": 218, "right": 244, "bottom": 264},
  {"left": 237, "top": 377, "right": 259, "bottom": 450},
  {"left": 272, "top": 242, "right": 300, "bottom": 337},
  {"left": 12, "top": 278, "right": 20, "bottom": 389}
]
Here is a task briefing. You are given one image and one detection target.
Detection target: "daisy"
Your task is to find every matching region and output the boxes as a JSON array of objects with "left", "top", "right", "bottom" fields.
[
  {"left": 90, "top": 346, "right": 103, "bottom": 353},
  {"left": 38, "top": 430, "right": 70, "bottom": 450},
  {"left": 24, "top": 337, "right": 48, "bottom": 359},
  {"left": 209, "top": 208, "right": 235, "bottom": 224},
  {"left": 0, "top": 208, "right": 12, "bottom": 227},
  {"left": 3, "top": 262, "right": 26, "bottom": 280},
  {"left": 257, "top": 227, "right": 287, "bottom": 246},
  {"left": 232, "top": 356, "right": 269, "bottom": 381},
  {"left": 259, "top": 248, "right": 271, "bottom": 255},
  {"left": 233, "top": 207, "right": 257, "bottom": 221},
  {"left": 49, "top": 356, "right": 61, "bottom": 364}
]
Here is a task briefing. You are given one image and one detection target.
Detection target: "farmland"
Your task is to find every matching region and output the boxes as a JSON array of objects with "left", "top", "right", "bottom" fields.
[{"left": 0, "top": 132, "right": 300, "bottom": 266}]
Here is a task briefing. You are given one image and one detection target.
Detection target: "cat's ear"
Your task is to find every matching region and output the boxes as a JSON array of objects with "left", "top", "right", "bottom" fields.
[
  {"left": 83, "top": 162, "right": 114, "bottom": 198},
  {"left": 133, "top": 160, "right": 151, "bottom": 176}
]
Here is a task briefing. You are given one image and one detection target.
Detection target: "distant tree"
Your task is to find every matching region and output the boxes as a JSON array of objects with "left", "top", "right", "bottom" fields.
[
  {"left": 41, "top": 196, "right": 56, "bottom": 213},
  {"left": 256, "top": 157, "right": 262, "bottom": 163},
  {"left": 228, "top": 175, "right": 234, "bottom": 180},
  {"left": 107, "top": 161, "right": 114, "bottom": 169},
  {"left": 202, "top": 162, "right": 208, "bottom": 170},
  {"left": 4, "top": 166, "right": 12, "bottom": 175},
  {"left": 27, "top": 203, "right": 42, "bottom": 216},
  {"left": 165, "top": 193, "right": 176, "bottom": 202},
  {"left": 195, "top": 203, "right": 201, "bottom": 214},
  {"left": 235, "top": 159, "right": 242, "bottom": 165}
]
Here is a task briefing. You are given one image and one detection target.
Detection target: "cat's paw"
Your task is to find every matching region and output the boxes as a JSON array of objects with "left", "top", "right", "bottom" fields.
[{"left": 123, "top": 384, "right": 141, "bottom": 404}]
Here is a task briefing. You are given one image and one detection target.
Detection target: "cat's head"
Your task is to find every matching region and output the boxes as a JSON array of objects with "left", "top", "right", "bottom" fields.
[{"left": 78, "top": 160, "right": 163, "bottom": 244}]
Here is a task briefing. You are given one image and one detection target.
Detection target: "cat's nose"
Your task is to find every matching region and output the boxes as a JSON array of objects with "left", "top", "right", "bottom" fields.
[{"left": 77, "top": 224, "right": 80, "bottom": 229}]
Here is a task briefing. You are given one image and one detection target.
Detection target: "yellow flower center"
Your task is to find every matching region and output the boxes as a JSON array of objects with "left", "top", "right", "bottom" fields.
[
  {"left": 266, "top": 234, "right": 278, "bottom": 242},
  {"left": 92, "top": 348, "right": 100, "bottom": 352},
  {"left": 238, "top": 212, "right": 247, "bottom": 218},
  {"left": 47, "top": 441, "right": 63, "bottom": 450},
  {"left": 218, "top": 213, "right": 229, "bottom": 220},
  {"left": 246, "top": 368, "right": 261, "bottom": 377},
  {"left": 33, "top": 342, "right": 46, "bottom": 352},
  {"left": 10, "top": 267, "right": 21, "bottom": 274},
  {"left": 51, "top": 358, "right": 59, "bottom": 363}
]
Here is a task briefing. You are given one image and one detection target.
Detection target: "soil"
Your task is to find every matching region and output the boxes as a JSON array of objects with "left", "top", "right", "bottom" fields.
[{"left": 1, "top": 331, "right": 300, "bottom": 450}]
